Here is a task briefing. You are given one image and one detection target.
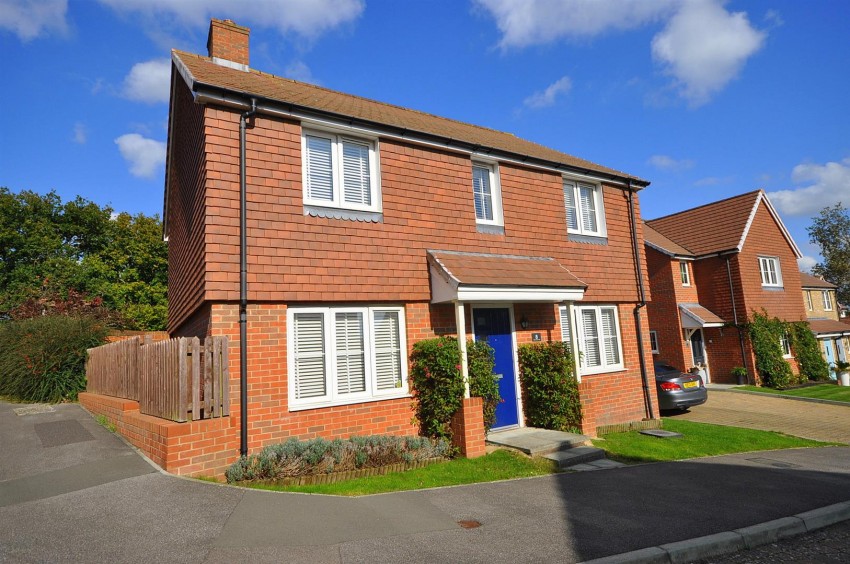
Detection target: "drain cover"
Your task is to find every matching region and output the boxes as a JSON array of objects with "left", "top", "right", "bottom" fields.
[
  {"left": 639, "top": 429, "right": 683, "bottom": 439},
  {"left": 14, "top": 404, "right": 56, "bottom": 416},
  {"left": 458, "top": 520, "right": 481, "bottom": 529}
]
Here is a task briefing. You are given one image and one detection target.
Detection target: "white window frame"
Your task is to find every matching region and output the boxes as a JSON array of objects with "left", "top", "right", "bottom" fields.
[
  {"left": 806, "top": 291, "right": 813, "bottom": 311},
  {"left": 574, "top": 304, "right": 624, "bottom": 375},
  {"left": 758, "top": 256, "right": 782, "bottom": 287},
  {"left": 302, "top": 128, "right": 381, "bottom": 213},
  {"left": 823, "top": 290, "right": 834, "bottom": 311},
  {"left": 679, "top": 261, "right": 690, "bottom": 286},
  {"left": 780, "top": 333, "right": 792, "bottom": 358},
  {"left": 471, "top": 161, "right": 504, "bottom": 226},
  {"left": 649, "top": 330, "right": 659, "bottom": 354},
  {"left": 287, "top": 305, "right": 408, "bottom": 411},
  {"left": 563, "top": 179, "right": 607, "bottom": 238}
]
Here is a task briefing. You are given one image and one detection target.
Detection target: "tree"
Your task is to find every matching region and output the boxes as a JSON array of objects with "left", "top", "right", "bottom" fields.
[
  {"left": 808, "top": 203, "right": 850, "bottom": 305},
  {"left": 0, "top": 187, "right": 168, "bottom": 330}
]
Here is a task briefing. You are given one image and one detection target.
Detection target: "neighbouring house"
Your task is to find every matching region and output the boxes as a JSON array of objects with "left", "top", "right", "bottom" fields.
[
  {"left": 108, "top": 19, "right": 659, "bottom": 475},
  {"left": 644, "top": 190, "right": 807, "bottom": 385},
  {"left": 800, "top": 272, "right": 850, "bottom": 379}
]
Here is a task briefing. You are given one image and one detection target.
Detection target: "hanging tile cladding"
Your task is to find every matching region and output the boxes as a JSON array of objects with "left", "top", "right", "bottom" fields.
[
  {"left": 736, "top": 202, "right": 807, "bottom": 323},
  {"left": 167, "top": 78, "right": 208, "bottom": 332},
  {"left": 645, "top": 248, "right": 691, "bottom": 372},
  {"left": 198, "top": 107, "right": 649, "bottom": 305}
]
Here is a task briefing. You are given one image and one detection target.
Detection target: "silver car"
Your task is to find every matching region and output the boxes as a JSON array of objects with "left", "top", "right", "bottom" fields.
[{"left": 654, "top": 362, "right": 707, "bottom": 411}]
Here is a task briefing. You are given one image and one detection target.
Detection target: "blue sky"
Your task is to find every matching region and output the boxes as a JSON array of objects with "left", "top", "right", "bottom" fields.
[{"left": 2, "top": 0, "right": 849, "bottom": 270}]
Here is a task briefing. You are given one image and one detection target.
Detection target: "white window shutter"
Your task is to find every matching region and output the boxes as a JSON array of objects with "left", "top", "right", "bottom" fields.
[
  {"left": 601, "top": 308, "right": 620, "bottom": 366},
  {"left": 581, "top": 309, "right": 601, "bottom": 367},
  {"left": 293, "top": 313, "right": 327, "bottom": 399},
  {"left": 305, "top": 135, "right": 334, "bottom": 202},
  {"left": 335, "top": 312, "right": 366, "bottom": 394},
  {"left": 472, "top": 165, "right": 493, "bottom": 221},
  {"left": 373, "top": 310, "right": 402, "bottom": 390},
  {"left": 579, "top": 185, "right": 598, "bottom": 233},
  {"left": 559, "top": 305, "right": 571, "bottom": 344},
  {"left": 563, "top": 180, "right": 578, "bottom": 231},
  {"left": 341, "top": 139, "right": 372, "bottom": 206}
]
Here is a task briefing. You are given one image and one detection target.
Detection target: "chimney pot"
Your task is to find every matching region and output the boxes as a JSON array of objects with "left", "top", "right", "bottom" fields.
[{"left": 207, "top": 18, "right": 250, "bottom": 68}]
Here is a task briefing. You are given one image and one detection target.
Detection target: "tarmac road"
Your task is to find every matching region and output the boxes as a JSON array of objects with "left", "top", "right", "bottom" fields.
[{"left": 2, "top": 400, "right": 849, "bottom": 563}]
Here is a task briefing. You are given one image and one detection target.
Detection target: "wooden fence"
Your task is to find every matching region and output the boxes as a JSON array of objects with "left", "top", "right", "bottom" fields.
[{"left": 86, "top": 336, "right": 229, "bottom": 422}]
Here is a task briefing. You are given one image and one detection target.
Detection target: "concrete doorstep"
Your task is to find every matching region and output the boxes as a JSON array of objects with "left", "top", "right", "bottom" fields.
[{"left": 579, "top": 500, "right": 850, "bottom": 564}]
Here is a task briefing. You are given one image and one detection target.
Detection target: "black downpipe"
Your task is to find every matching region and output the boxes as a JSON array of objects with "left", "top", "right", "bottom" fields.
[
  {"left": 239, "top": 98, "right": 257, "bottom": 457},
  {"left": 627, "top": 184, "right": 655, "bottom": 420},
  {"left": 726, "top": 256, "right": 749, "bottom": 383}
]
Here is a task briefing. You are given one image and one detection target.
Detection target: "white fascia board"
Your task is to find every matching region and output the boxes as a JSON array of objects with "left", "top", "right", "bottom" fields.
[
  {"left": 679, "top": 307, "right": 724, "bottom": 329},
  {"left": 432, "top": 286, "right": 584, "bottom": 304},
  {"left": 739, "top": 191, "right": 803, "bottom": 259}
]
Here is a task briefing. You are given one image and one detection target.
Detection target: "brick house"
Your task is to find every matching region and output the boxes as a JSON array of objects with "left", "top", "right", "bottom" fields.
[
  {"left": 162, "top": 19, "right": 659, "bottom": 471},
  {"left": 644, "top": 190, "right": 807, "bottom": 385},
  {"left": 800, "top": 272, "right": 850, "bottom": 378}
]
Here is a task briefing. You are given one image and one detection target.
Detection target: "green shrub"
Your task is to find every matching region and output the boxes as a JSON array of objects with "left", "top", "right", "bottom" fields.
[
  {"left": 467, "top": 339, "right": 500, "bottom": 432},
  {"left": 748, "top": 311, "right": 794, "bottom": 389},
  {"left": 517, "top": 342, "right": 582, "bottom": 432},
  {"left": 790, "top": 322, "right": 830, "bottom": 381},
  {"left": 0, "top": 315, "right": 107, "bottom": 402},
  {"left": 225, "top": 435, "right": 451, "bottom": 483},
  {"left": 409, "top": 336, "right": 500, "bottom": 440}
]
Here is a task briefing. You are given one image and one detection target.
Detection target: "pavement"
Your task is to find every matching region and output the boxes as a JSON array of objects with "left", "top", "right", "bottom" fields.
[{"left": 1, "top": 398, "right": 849, "bottom": 563}]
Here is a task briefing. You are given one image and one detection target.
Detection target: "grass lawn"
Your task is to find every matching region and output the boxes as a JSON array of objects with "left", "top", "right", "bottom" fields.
[
  {"left": 592, "top": 418, "right": 835, "bottom": 463},
  {"left": 735, "top": 384, "right": 850, "bottom": 403},
  {"left": 238, "top": 449, "right": 554, "bottom": 496}
]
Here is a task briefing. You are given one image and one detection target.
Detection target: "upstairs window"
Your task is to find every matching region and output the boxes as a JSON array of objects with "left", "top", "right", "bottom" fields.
[
  {"left": 823, "top": 290, "right": 834, "bottom": 311},
  {"left": 288, "top": 306, "right": 407, "bottom": 410},
  {"left": 564, "top": 180, "right": 606, "bottom": 238},
  {"left": 806, "top": 291, "right": 813, "bottom": 311},
  {"left": 758, "top": 256, "right": 782, "bottom": 288},
  {"left": 303, "top": 129, "right": 380, "bottom": 212},
  {"left": 780, "top": 333, "right": 792, "bottom": 358},
  {"left": 472, "top": 162, "right": 503, "bottom": 226},
  {"left": 575, "top": 305, "right": 624, "bottom": 374},
  {"left": 679, "top": 261, "right": 691, "bottom": 286}
]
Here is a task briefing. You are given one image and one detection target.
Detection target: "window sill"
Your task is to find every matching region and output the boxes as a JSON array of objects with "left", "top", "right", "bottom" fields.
[
  {"left": 289, "top": 391, "right": 410, "bottom": 412},
  {"left": 476, "top": 223, "right": 505, "bottom": 235},
  {"left": 569, "top": 233, "right": 608, "bottom": 245},
  {"left": 579, "top": 366, "right": 626, "bottom": 376},
  {"left": 304, "top": 205, "right": 383, "bottom": 222},
  {"left": 761, "top": 286, "right": 785, "bottom": 292}
]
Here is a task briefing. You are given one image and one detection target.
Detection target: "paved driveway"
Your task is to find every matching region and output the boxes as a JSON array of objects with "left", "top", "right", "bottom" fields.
[{"left": 674, "top": 389, "right": 850, "bottom": 443}]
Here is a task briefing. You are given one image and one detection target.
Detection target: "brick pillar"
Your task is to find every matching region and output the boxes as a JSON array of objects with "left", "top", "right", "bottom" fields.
[{"left": 450, "top": 397, "right": 486, "bottom": 458}]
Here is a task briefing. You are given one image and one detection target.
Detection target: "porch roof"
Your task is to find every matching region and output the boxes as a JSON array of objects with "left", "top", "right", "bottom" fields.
[
  {"left": 679, "top": 303, "right": 725, "bottom": 329},
  {"left": 808, "top": 319, "right": 850, "bottom": 337},
  {"left": 427, "top": 250, "right": 586, "bottom": 304}
]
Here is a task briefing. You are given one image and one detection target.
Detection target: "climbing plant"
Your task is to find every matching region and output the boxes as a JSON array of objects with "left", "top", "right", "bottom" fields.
[
  {"left": 748, "top": 311, "right": 794, "bottom": 389},
  {"left": 790, "top": 322, "right": 830, "bottom": 381}
]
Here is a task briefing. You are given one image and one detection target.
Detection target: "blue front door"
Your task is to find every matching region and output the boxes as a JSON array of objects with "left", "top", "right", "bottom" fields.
[
  {"left": 473, "top": 307, "right": 519, "bottom": 429},
  {"left": 824, "top": 339, "right": 836, "bottom": 380}
]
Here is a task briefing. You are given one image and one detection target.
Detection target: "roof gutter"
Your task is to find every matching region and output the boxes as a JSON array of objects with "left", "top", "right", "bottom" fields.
[
  {"left": 627, "top": 182, "right": 654, "bottom": 420},
  {"left": 238, "top": 97, "right": 257, "bottom": 457},
  {"left": 190, "top": 83, "right": 649, "bottom": 190}
]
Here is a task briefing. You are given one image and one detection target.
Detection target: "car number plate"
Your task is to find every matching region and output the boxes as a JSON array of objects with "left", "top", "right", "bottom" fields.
[{"left": 683, "top": 381, "right": 698, "bottom": 389}]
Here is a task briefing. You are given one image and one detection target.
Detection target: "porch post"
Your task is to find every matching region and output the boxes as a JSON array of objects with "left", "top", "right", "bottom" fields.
[
  {"left": 567, "top": 301, "right": 581, "bottom": 383},
  {"left": 455, "top": 301, "right": 471, "bottom": 399}
]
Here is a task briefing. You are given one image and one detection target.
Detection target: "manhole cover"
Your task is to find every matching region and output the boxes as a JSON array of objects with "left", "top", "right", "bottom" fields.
[
  {"left": 639, "top": 429, "right": 683, "bottom": 439},
  {"left": 458, "top": 520, "right": 481, "bottom": 529},
  {"left": 746, "top": 457, "right": 801, "bottom": 469},
  {"left": 13, "top": 405, "right": 56, "bottom": 416},
  {"left": 34, "top": 420, "right": 95, "bottom": 448}
]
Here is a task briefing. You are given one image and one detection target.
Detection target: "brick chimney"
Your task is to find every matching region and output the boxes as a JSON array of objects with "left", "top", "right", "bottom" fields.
[{"left": 207, "top": 19, "right": 250, "bottom": 69}]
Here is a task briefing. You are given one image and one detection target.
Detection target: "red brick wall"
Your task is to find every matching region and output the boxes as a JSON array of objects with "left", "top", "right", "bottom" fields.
[
  {"left": 738, "top": 202, "right": 807, "bottom": 323},
  {"left": 646, "top": 248, "right": 691, "bottom": 372},
  {"left": 166, "top": 79, "right": 208, "bottom": 332}
]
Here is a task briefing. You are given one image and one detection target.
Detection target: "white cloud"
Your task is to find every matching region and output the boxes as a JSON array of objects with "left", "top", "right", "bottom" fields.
[
  {"left": 768, "top": 157, "right": 850, "bottom": 217},
  {"left": 122, "top": 58, "right": 171, "bottom": 104},
  {"left": 72, "top": 122, "right": 86, "bottom": 144},
  {"left": 474, "top": 0, "right": 675, "bottom": 49},
  {"left": 647, "top": 154, "right": 694, "bottom": 172},
  {"left": 651, "top": 0, "right": 766, "bottom": 107},
  {"left": 797, "top": 256, "right": 817, "bottom": 273},
  {"left": 285, "top": 60, "right": 319, "bottom": 84},
  {"left": 0, "top": 0, "right": 68, "bottom": 41},
  {"left": 97, "top": 0, "right": 364, "bottom": 39},
  {"left": 694, "top": 175, "right": 735, "bottom": 186},
  {"left": 523, "top": 76, "right": 572, "bottom": 109},
  {"left": 115, "top": 133, "right": 166, "bottom": 179}
]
